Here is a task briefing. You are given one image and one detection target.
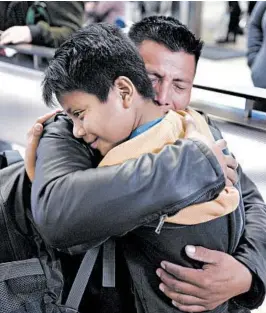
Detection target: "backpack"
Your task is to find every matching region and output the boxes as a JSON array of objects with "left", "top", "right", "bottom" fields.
[{"left": 0, "top": 151, "right": 102, "bottom": 313}]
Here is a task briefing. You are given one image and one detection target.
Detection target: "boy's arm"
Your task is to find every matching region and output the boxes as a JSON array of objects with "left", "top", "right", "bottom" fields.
[{"left": 31, "top": 114, "right": 225, "bottom": 250}]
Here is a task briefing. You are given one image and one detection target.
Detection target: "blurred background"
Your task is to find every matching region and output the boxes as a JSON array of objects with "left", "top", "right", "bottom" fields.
[{"left": 0, "top": 1, "right": 266, "bottom": 209}]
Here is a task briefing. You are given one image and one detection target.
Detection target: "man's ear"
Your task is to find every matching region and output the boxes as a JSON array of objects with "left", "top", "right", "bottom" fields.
[{"left": 114, "top": 76, "right": 134, "bottom": 108}]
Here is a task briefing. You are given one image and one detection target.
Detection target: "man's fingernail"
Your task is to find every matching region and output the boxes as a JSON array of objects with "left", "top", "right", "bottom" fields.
[
  {"left": 159, "top": 284, "right": 164, "bottom": 292},
  {"left": 185, "top": 245, "right": 196, "bottom": 256},
  {"left": 161, "top": 262, "right": 166, "bottom": 269},
  {"left": 35, "top": 124, "right": 42, "bottom": 131},
  {"left": 156, "top": 269, "right": 161, "bottom": 278},
  {"left": 172, "top": 300, "right": 178, "bottom": 307}
]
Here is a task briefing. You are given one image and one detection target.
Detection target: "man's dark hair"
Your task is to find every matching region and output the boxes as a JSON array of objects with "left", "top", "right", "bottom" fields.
[
  {"left": 128, "top": 16, "right": 204, "bottom": 65},
  {"left": 42, "top": 23, "right": 154, "bottom": 107}
]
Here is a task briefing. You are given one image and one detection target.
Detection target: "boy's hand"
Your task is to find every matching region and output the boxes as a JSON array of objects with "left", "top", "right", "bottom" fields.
[
  {"left": 184, "top": 115, "right": 238, "bottom": 186},
  {"left": 25, "top": 110, "right": 61, "bottom": 181}
]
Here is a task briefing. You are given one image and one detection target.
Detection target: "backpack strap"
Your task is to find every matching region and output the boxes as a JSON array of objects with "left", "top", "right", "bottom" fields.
[
  {"left": 102, "top": 238, "right": 116, "bottom": 287},
  {"left": 0, "top": 258, "right": 44, "bottom": 282},
  {"left": 65, "top": 238, "right": 116, "bottom": 311},
  {"left": 65, "top": 246, "right": 101, "bottom": 311}
]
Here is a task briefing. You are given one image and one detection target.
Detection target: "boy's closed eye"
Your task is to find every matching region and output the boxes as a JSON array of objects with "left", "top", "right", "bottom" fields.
[{"left": 73, "top": 110, "right": 85, "bottom": 121}]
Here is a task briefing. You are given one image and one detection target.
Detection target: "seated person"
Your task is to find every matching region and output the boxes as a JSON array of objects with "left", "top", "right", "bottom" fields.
[
  {"left": 41, "top": 23, "right": 244, "bottom": 313},
  {"left": 0, "top": 1, "right": 84, "bottom": 48}
]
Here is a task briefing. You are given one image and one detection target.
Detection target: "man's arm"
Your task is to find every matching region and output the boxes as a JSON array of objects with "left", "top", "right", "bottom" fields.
[
  {"left": 156, "top": 117, "right": 266, "bottom": 311},
  {"left": 232, "top": 164, "right": 266, "bottom": 308},
  {"left": 209, "top": 118, "right": 266, "bottom": 308},
  {"left": 247, "top": 2, "right": 266, "bottom": 67},
  {"left": 31, "top": 114, "right": 225, "bottom": 250}
]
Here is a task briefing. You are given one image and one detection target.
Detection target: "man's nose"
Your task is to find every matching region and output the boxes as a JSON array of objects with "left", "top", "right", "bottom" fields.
[
  {"left": 154, "top": 82, "right": 171, "bottom": 107},
  {"left": 73, "top": 123, "right": 86, "bottom": 139}
]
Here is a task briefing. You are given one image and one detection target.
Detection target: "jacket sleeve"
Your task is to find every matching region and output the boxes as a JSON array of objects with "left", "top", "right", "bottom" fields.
[
  {"left": 207, "top": 116, "right": 266, "bottom": 309},
  {"left": 31, "top": 114, "right": 225, "bottom": 250},
  {"left": 28, "top": 2, "right": 84, "bottom": 48},
  {"left": 232, "top": 165, "right": 266, "bottom": 309},
  {"left": 247, "top": 2, "right": 266, "bottom": 67}
]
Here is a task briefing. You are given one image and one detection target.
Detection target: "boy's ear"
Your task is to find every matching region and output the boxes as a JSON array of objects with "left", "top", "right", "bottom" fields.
[{"left": 114, "top": 76, "right": 134, "bottom": 108}]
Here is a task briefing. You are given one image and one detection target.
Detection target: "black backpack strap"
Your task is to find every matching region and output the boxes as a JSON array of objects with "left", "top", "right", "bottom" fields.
[{"left": 2, "top": 150, "right": 23, "bottom": 166}]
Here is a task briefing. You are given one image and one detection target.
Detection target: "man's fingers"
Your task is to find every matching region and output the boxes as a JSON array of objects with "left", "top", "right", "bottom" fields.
[
  {"left": 185, "top": 245, "right": 222, "bottom": 265},
  {"left": 25, "top": 124, "right": 43, "bottom": 182},
  {"left": 225, "top": 154, "right": 238, "bottom": 170},
  {"left": 226, "top": 167, "right": 238, "bottom": 185},
  {"left": 36, "top": 109, "right": 62, "bottom": 125},
  {"left": 215, "top": 139, "right": 227, "bottom": 150},
  {"left": 25, "top": 110, "right": 60, "bottom": 182},
  {"left": 160, "top": 261, "right": 204, "bottom": 286},
  {"left": 156, "top": 268, "right": 200, "bottom": 296},
  {"left": 172, "top": 302, "right": 207, "bottom": 313},
  {"left": 183, "top": 115, "right": 197, "bottom": 138},
  {"left": 26, "top": 110, "right": 59, "bottom": 141},
  {"left": 160, "top": 284, "right": 204, "bottom": 306},
  {"left": 226, "top": 178, "right": 233, "bottom": 187},
  {"left": 32, "top": 123, "right": 43, "bottom": 137}
]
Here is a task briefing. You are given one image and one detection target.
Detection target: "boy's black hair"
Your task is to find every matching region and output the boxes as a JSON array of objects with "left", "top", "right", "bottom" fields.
[
  {"left": 42, "top": 23, "right": 154, "bottom": 107},
  {"left": 128, "top": 15, "right": 204, "bottom": 65}
]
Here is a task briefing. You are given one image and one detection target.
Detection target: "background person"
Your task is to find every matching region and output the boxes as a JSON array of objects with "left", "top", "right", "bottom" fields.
[
  {"left": 0, "top": 1, "right": 84, "bottom": 48},
  {"left": 247, "top": 1, "right": 266, "bottom": 112},
  {"left": 84, "top": 1, "right": 126, "bottom": 27}
]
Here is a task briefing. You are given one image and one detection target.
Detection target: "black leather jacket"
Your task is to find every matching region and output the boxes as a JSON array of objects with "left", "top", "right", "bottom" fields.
[{"left": 31, "top": 114, "right": 266, "bottom": 312}]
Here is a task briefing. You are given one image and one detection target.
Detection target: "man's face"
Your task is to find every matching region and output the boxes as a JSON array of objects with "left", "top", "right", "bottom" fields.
[{"left": 138, "top": 40, "right": 196, "bottom": 112}]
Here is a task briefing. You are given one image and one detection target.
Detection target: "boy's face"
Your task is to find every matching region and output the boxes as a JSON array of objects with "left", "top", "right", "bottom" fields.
[{"left": 60, "top": 89, "right": 136, "bottom": 156}]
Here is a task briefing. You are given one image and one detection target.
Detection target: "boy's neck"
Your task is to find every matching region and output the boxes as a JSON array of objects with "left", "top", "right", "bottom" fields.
[{"left": 135, "top": 99, "right": 165, "bottom": 129}]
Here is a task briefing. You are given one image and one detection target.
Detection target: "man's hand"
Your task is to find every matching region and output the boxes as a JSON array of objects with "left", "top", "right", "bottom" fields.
[
  {"left": 156, "top": 246, "right": 252, "bottom": 313},
  {"left": 184, "top": 115, "right": 238, "bottom": 186},
  {"left": 0, "top": 26, "right": 32, "bottom": 45},
  {"left": 25, "top": 111, "right": 61, "bottom": 182}
]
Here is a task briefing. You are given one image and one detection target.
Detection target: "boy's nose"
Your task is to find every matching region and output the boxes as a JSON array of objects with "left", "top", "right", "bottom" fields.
[{"left": 73, "top": 124, "right": 86, "bottom": 139}]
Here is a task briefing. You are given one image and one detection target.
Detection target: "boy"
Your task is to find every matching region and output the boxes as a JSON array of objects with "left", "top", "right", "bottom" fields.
[{"left": 41, "top": 23, "right": 243, "bottom": 312}]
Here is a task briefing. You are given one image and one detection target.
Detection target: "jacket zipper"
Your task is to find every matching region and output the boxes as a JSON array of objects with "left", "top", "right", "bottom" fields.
[
  {"left": 155, "top": 214, "right": 168, "bottom": 234},
  {"left": 154, "top": 180, "right": 224, "bottom": 234}
]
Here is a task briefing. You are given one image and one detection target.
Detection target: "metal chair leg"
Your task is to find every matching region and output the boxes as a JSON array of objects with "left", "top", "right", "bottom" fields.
[{"left": 244, "top": 99, "right": 254, "bottom": 118}]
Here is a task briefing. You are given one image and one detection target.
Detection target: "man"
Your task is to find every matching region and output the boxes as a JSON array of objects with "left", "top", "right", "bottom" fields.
[
  {"left": 128, "top": 16, "right": 266, "bottom": 312},
  {"left": 26, "top": 17, "right": 265, "bottom": 312}
]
